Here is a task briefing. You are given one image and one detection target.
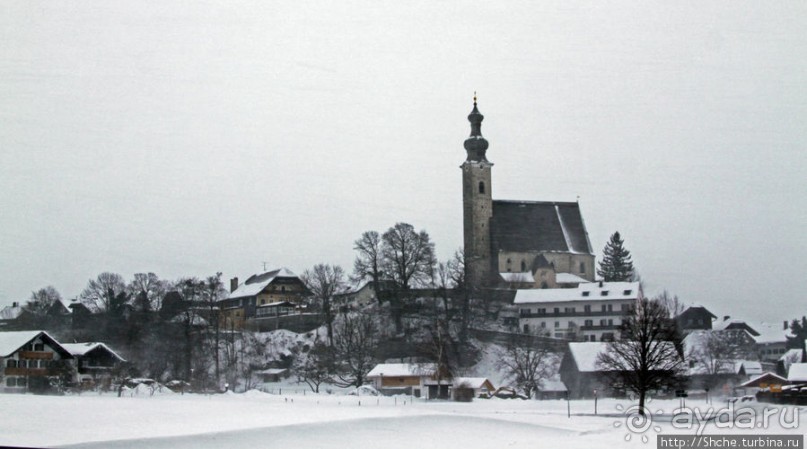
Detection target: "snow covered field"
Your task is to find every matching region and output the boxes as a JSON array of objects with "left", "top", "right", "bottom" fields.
[{"left": 2, "top": 389, "right": 804, "bottom": 448}]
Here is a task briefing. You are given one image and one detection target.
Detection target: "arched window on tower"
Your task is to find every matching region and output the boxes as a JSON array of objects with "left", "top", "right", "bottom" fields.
[
  {"left": 521, "top": 260, "right": 526, "bottom": 272},
  {"left": 579, "top": 262, "right": 586, "bottom": 274},
  {"left": 478, "top": 181, "right": 485, "bottom": 194}
]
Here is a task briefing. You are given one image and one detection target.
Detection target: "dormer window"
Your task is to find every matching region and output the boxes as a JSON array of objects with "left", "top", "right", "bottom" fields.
[
  {"left": 623, "top": 290, "right": 632, "bottom": 295},
  {"left": 582, "top": 291, "right": 590, "bottom": 297},
  {"left": 601, "top": 291, "right": 609, "bottom": 296}
]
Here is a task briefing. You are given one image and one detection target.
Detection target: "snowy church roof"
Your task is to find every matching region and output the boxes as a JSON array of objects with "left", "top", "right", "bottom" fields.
[
  {"left": 225, "top": 268, "right": 301, "bottom": 300},
  {"left": 490, "top": 201, "right": 593, "bottom": 256},
  {"left": 0, "top": 304, "right": 25, "bottom": 320},
  {"left": 787, "top": 363, "right": 807, "bottom": 383},
  {"left": 514, "top": 281, "right": 640, "bottom": 304}
]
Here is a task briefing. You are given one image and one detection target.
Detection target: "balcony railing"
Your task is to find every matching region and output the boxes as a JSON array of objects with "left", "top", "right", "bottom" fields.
[{"left": 520, "top": 310, "right": 628, "bottom": 318}]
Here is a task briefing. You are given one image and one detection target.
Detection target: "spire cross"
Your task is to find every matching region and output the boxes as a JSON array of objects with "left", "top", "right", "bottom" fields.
[{"left": 473, "top": 91, "right": 477, "bottom": 106}]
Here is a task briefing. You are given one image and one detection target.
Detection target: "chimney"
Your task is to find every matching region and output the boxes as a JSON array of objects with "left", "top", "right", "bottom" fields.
[
  {"left": 784, "top": 320, "right": 789, "bottom": 330},
  {"left": 12, "top": 301, "right": 19, "bottom": 308},
  {"left": 723, "top": 315, "right": 730, "bottom": 322},
  {"left": 598, "top": 281, "right": 603, "bottom": 287},
  {"left": 230, "top": 277, "right": 239, "bottom": 293}
]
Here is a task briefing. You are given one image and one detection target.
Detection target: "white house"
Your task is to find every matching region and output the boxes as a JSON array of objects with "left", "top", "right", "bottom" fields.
[
  {"left": 515, "top": 281, "right": 641, "bottom": 341},
  {"left": 1, "top": 330, "right": 73, "bottom": 392},
  {"left": 366, "top": 363, "right": 452, "bottom": 399}
]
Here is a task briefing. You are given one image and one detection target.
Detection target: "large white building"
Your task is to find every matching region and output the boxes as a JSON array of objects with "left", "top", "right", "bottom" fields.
[{"left": 515, "top": 281, "right": 642, "bottom": 341}]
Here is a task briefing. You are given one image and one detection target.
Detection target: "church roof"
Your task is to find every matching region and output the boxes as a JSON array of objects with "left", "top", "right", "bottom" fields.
[{"left": 490, "top": 201, "right": 593, "bottom": 255}]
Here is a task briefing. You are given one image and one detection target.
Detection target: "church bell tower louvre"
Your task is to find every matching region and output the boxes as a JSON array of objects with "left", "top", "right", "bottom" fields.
[{"left": 461, "top": 94, "right": 493, "bottom": 289}]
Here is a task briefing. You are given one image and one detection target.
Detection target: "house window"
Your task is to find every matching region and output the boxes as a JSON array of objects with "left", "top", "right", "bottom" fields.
[
  {"left": 585, "top": 320, "right": 593, "bottom": 326},
  {"left": 521, "top": 261, "right": 526, "bottom": 271},
  {"left": 608, "top": 319, "right": 613, "bottom": 326},
  {"left": 34, "top": 343, "right": 45, "bottom": 351},
  {"left": 589, "top": 335, "right": 596, "bottom": 342},
  {"left": 478, "top": 181, "right": 485, "bottom": 194},
  {"left": 6, "top": 360, "right": 16, "bottom": 368},
  {"left": 540, "top": 322, "right": 546, "bottom": 328},
  {"left": 622, "top": 304, "right": 630, "bottom": 311},
  {"left": 584, "top": 305, "right": 591, "bottom": 312},
  {"left": 540, "top": 282, "right": 548, "bottom": 289},
  {"left": 600, "top": 319, "right": 607, "bottom": 326},
  {"left": 553, "top": 308, "right": 559, "bottom": 315},
  {"left": 601, "top": 291, "right": 609, "bottom": 296},
  {"left": 523, "top": 324, "right": 529, "bottom": 333},
  {"left": 601, "top": 305, "right": 607, "bottom": 312},
  {"left": 554, "top": 321, "right": 559, "bottom": 328},
  {"left": 6, "top": 378, "right": 15, "bottom": 387},
  {"left": 607, "top": 304, "right": 613, "bottom": 312},
  {"left": 537, "top": 308, "right": 546, "bottom": 315},
  {"left": 623, "top": 290, "right": 632, "bottom": 295},
  {"left": 580, "top": 262, "right": 585, "bottom": 274},
  {"left": 281, "top": 286, "right": 286, "bottom": 292}
]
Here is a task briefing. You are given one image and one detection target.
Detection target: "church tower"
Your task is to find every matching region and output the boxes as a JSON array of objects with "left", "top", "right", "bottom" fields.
[{"left": 461, "top": 95, "right": 493, "bottom": 288}]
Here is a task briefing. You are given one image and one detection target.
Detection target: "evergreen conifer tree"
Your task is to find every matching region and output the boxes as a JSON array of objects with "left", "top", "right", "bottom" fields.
[{"left": 597, "top": 231, "right": 635, "bottom": 281}]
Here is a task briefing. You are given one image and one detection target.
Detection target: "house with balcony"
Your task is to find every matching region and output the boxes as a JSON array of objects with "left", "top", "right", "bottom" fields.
[
  {"left": 515, "top": 281, "right": 641, "bottom": 341},
  {"left": 1, "top": 330, "right": 74, "bottom": 392},
  {"left": 366, "top": 363, "right": 453, "bottom": 399},
  {"left": 218, "top": 268, "right": 311, "bottom": 328},
  {"left": 61, "top": 342, "right": 126, "bottom": 389}
]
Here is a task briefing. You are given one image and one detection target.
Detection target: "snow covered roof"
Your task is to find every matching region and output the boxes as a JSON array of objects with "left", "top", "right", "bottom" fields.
[
  {"left": 490, "top": 201, "right": 593, "bottom": 255},
  {"left": 499, "top": 272, "right": 534, "bottom": 283},
  {"left": 257, "top": 301, "right": 295, "bottom": 308},
  {"left": 567, "top": 341, "right": 678, "bottom": 373},
  {"left": 453, "top": 377, "right": 493, "bottom": 389},
  {"left": 60, "top": 342, "right": 126, "bottom": 362},
  {"left": 0, "top": 330, "right": 70, "bottom": 358},
  {"left": 749, "top": 322, "right": 791, "bottom": 344},
  {"left": 256, "top": 368, "right": 288, "bottom": 375},
  {"left": 735, "top": 360, "right": 763, "bottom": 376},
  {"left": 514, "top": 281, "right": 641, "bottom": 304},
  {"left": 225, "top": 268, "right": 301, "bottom": 300},
  {"left": 787, "top": 363, "right": 807, "bottom": 382},
  {"left": 740, "top": 372, "right": 787, "bottom": 388},
  {"left": 540, "top": 378, "right": 568, "bottom": 392},
  {"left": 555, "top": 273, "right": 588, "bottom": 284},
  {"left": 0, "top": 304, "right": 24, "bottom": 320},
  {"left": 367, "top": 363, "right": 437, "bottom": 378}
]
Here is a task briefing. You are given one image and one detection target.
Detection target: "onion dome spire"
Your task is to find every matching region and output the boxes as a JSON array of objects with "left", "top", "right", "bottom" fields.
[{"left": 464, "top": 92, "right": 489, "bottom": 162}]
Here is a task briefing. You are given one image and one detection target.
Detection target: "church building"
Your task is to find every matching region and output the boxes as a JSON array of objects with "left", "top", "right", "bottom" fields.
[{"left": 461, "top": 98, "right": 595, "bottom": 289}]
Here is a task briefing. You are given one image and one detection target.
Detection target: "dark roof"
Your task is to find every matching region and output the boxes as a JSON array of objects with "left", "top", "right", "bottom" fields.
[
  {"left": 678, "top": 306, "right": 717, "bottom": 320},
  {"left": 490, "top": 201, "right": 593, "bottom": 255}
]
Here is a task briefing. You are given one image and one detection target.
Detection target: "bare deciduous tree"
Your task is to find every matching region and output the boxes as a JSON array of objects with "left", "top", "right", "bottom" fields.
[
  {"left": 597, "top": 298, "right": 684, "bottom": 414},
  {"left": 381, "top": 222, "right": 435, "bottom": 290},
  {"left": 496, "top": 338, "right": 559, "bottom": 398},
  {"left": 80, "top": 272, "right": 126, "bottom": 312},
  {"left": 293, "top": 341, "right": 334, "bottom": 393},
  {"left": 302, "top": 264, "right": 346, "bottom": 346},
  {"left": 331, "top": 313, "right": 378, "bottom": 388},
  {"left": 25, "top": 286, "right": 62, "bottom": 316},
  {"left": 128, "top": 272, "right": 168, "bottom": 311},
  {"left": 351, "top": 231, "right": 384, "bottom": 287},
  {"left": 687, "top": 329, "right": 757, "bottom": 377}
]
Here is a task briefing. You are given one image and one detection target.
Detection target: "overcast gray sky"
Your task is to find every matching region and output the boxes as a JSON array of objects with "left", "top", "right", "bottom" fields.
[{"left": 1, "top": 1, "right": 805, "bottom": 324}]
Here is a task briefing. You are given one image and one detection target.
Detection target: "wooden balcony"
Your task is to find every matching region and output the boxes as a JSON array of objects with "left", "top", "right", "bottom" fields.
[
  {"left": 5, "top": 367, "right": 48, "bottom": 376},
  {"left": 18, "top": 351, "right": 54, "bottom": 360}
]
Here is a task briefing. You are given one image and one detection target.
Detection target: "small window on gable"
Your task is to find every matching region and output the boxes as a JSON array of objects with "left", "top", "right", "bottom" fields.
[
  {"left": 623, "top": 290, "right": 632, "bottom": 295},
  {"left": 478, "top": 181, "right": 485, "bottom": 194},
  {"left": 582, "top": 291, "right": 590, "bottom": 297},
  {"left": 34, "top": 343, "right": 44, "bottom": 351}
]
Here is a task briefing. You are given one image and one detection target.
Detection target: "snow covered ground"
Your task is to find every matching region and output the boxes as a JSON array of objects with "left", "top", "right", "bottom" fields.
[{"left": 1, "top": 389, "right": 804, "bottom": 448}]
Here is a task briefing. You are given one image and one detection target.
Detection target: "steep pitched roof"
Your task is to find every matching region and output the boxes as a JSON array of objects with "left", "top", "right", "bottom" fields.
[
  {"left": 787, "top": 363, "right": 807, "bottom": 382},
  {"left": 0, "top": 330, "right": 72, "bottom": 358},
  {"left": 567, "top": 341, "right": 678, "bottom": 373},
  {"left": 490, "top": 201, "right": 593, "bottom": 255},
  {"left": 61, "top": 342, "right": 126, "bottom": 362}
]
